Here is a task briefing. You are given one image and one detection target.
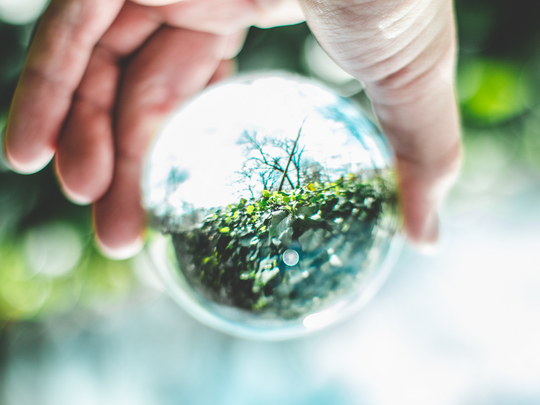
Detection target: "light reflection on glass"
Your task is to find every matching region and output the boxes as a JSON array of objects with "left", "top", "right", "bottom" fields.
[
  {"left": 143, "top": 74, "right": 401, "bottom": 339},
  {"left": 283, "top": 249, "right": 299, "bottom": 266}
]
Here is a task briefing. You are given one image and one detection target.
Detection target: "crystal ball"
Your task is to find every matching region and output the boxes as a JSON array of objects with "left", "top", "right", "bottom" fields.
[{"left": 143, "top": 74, "right": 401, "bottom": 340}]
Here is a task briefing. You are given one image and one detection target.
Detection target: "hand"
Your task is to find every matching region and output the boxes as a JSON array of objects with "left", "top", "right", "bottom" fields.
[
  {"left": 4, "top": 0, "right": 460, "bottom": 258},
  {"left": 3, "top": 0, "right": 304, "bottom": 258},
  {"left": 299, "top": 0, "right": 461, "bottom": 251}
]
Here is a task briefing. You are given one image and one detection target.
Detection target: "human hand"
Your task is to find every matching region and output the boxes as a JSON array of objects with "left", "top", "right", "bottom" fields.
[
  {"left": 299, "top": 0, "right": 461, "bottom": 252},
  {"left": 4, "top": 0, "right": 459, "bottom": 258},
  {"left": 3, "top": 0, "right": 304, "bottom": 258}
]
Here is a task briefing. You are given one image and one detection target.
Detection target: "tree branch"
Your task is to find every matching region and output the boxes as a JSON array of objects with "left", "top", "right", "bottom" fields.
[{"left": 278, "top": 121, "right": 304, "bottom": 192}]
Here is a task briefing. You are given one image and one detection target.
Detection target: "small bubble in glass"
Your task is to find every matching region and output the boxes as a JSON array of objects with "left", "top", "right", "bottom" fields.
[{"left": 143, "top": 74, "right": 402, "bottom": 340}]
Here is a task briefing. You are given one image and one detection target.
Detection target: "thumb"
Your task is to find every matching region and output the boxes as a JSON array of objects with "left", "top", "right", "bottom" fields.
[{"left": 298, "top": 0, "right": 461, "bottom": 250}]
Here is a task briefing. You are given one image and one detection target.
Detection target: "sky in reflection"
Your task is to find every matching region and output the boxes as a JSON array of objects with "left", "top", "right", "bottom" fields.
[{"left": 143, "top": 75, "right": 390, "bottom": 223}]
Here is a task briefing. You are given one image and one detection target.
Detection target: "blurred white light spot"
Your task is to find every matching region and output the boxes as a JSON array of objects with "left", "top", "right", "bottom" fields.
[
  {"left": 24, "top": 222, "right": 83, "bottom": 277},
  {"left": 0, "top": 0, "right": 49, "bottom": 24},
  {"left": 329, "top": 254, "right": 343, "bottom": 267},
  {"left": 261, "top": 267, "right": 280, "bottom": 284},
  {"left": 303, "top": 310, "right": 336, "bottom": 330},
  {"left": 282, "top": 249, "right": 299, "bottom": 266}
]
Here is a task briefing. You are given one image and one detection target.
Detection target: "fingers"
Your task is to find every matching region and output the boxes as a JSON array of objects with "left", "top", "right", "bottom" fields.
[
  {"left": 222, "top": 30, "right": 248, "bottom": 60},
  {"left": 55, "top": 1, "right": 162, "bottom": 204},
  {"left": 395, "top": 143, "right": 460, "bottom": 251},
  {"left": 54, "top": 0, "right": 243, "bottom": 206},
  {"left": 207, "top": 59, "right": 236, "bottom": 86},
  {"left": 152, "top": 0, "right": 303, "bottom": 36},
  {"left": 133, "top": 0, "right": 186, "bottom": 5},
  {"left": 54, "top": 47, "right": 119, "bottom": 204},
  {"left": 4, "top": 0, "right": 125, "bottom": 173},
  {"left": 300, "top": 0, "right": 461, "bottom": 250},
  {"left": 367, "top": 2, "right": 461, "bottom": 249},
  {"left": 94, "top": 27, "right": 230, "bottom": 256},
  {"left": 253, "top": 0, "right": 305, "bottom": 27},
  {"left": 93, "top": 157, "right": 146, "bottom": 259},
  {"left": 376, "top": 88, "right": 461, "bottom": 248}
]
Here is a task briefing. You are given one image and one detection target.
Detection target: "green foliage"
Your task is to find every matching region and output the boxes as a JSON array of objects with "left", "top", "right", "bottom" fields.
[
  {"left": 171, "top": 173, "right": 397, "bottom": 319},
  {"left": 0, "top": 239, "right": 134, "bottom": 321},
  {"left": 458, "top": 58, "right": 533, "bottom": 124}
]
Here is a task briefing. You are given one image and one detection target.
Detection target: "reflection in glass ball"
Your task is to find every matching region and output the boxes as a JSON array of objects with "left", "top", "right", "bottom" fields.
[{"left": 143, "top": 74, "right": 401, "bottom": 340}]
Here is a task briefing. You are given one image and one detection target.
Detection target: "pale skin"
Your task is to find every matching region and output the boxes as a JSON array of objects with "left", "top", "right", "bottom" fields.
[{"left": 3, "top": 0, "right": 460, "bottom": 258}]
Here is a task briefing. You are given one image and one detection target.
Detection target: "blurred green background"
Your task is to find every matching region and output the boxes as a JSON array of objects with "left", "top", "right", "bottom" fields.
[{"left": 2, "top": 1, "right": 540, "bottom": 403}]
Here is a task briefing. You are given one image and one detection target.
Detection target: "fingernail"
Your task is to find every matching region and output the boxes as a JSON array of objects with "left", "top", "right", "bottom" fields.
[
  {"left": 59, "top": 185, "right": 94, "bottom": 205},
  {"left": 407, "top": 212, "right": 440, "bottom": 256},
  {"left": 2, "top": 124, "right": 54, "bottom": 174},
  {"left": 96, "top": 235, "right": 144, "bottom": 260},
  {"left": 53, "top": 157, "right": 95, "bottom": 205}
]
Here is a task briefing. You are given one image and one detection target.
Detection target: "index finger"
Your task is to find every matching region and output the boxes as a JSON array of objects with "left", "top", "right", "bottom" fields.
[{"left": 4, "top": 0, "right": 125, "bottom": 173}]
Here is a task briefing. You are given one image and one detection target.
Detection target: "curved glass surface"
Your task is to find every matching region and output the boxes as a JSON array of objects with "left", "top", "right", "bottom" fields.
[{"left": 143, "top": 74, "right": 401, "bottom": 340}]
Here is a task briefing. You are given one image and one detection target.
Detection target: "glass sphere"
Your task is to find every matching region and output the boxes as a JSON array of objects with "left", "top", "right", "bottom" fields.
[{"left": 143, "top": 74, "right": 401, "bottom": 340}]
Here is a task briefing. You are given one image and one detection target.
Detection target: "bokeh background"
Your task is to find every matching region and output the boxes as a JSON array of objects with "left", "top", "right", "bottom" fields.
[{"left": 1, "top": 1, "right": 540, "bottom": 404}]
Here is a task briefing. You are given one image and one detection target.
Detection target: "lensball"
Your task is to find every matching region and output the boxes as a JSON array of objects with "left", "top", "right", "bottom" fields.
[{"left": 143, "top": 74, "right": 401, "bottom": 340}]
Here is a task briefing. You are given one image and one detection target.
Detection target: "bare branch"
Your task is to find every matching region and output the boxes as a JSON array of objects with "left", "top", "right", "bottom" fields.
[{"left": 278, "top": 121, "right": 304, "bottom": 192}]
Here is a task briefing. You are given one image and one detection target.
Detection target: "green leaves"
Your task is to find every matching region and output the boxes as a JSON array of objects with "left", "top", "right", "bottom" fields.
[
  {"left": 298, "top": 228, "right": 327, "bottom": 252},
  {"left": 269, "top": 211, "right": 290, "bottom": 236},
  {"left": 278, "top": 227, "right": 294, "bottom": 246},
  {"left": 269, "top": 211, "right": 295, "bottom": 246},
  {"left": 171, "top": 172, "right": 397, "bottom": 317}
]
